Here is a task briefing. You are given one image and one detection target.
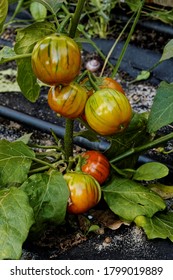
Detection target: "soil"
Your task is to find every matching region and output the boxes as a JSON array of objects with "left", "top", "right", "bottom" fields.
[{"left": 1, "top": 8, "right": 173, "bottom": 260}]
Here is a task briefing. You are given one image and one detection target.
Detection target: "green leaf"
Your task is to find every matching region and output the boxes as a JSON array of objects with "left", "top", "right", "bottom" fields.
[
  {"left": 15, "top": 133, "right": 33, "bottom": 144},
  {"left": 16, "top": 57, "right": 40, "bottom": 102},
  {"left": 160, "top": 39, "right": 173, "bottom": 62},
  {"left": 105, "top": 112, "right": 149, "bottom": 158},
  {"left": 133, "top": 162, "right": 169, "bottom": 181},
  {"left": 147, "top": 81, "right": 173, "bottom": 133},
  {"left": 135, "top": 212, "right": 173, "bottom": 241},
  {"left": 125, "top": 0, "right": 142, "bottom": 12},
  {"left": 30, "top": 2, "right": 47, "bottom": 21},
  {"left": 0, "top": 46, "right": 16, "bottom": 64},
  {"left": 135, "top": 70, "right": 150, "bottom": 82},
  {"left": 14, "top": 21, "right": 56, "bottom": 54},
  {"left": 0, "top": 140, "right": 35, "bottom": 187},
  {"left": 20, "top": 170, "right": 69, "bottom": 232},
  {"left": 87, "top": 224, "right": 100, "bottom": 234},
  {"left": 0, "top": 187, "right": 34, "bottom": 260},
  {"left": 0, "top": 0, "right": 8, "bottom": 32},
  {"left": 102, "top": 176, "right": 166, "bottom": 222},
  {"left": 105, "top": 112, "right": 150, "bottom": 167},
  {"left": 33, "top": 0, "right": 64, "bottom": 15},
  {"left": 149, "top": 9, "right": 173, "bottom": 26}
]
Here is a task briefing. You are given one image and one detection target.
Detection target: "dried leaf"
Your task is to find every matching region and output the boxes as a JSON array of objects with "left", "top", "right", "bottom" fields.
[
  {"left": 149, "top": 182, "right": 173, "bottom": 199},
  {"left": 90, "top": 209, "right": 129, "bottom": 230}
]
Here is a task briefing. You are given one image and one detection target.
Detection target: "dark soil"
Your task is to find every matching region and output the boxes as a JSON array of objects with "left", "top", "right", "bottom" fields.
[{"left": 22, "top": 222, "right": 173, "bottom": 260}]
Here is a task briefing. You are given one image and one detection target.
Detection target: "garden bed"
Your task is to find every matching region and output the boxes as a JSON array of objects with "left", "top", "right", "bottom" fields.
[
  {"left": 1, "top": 50, "right": 173, "bottom": 260},
  {"left": 1, "top": 2, "right": 173, "bottom": 260}
]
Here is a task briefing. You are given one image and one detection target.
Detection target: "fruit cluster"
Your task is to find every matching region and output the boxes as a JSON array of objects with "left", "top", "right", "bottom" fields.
[{"left": 31, "top": 34, "right": 133, "bottom": 214}]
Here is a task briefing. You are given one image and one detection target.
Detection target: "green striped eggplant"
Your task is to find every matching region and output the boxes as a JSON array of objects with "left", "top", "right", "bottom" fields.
[
  {"left": 85, "top": 88, "right": 132, "bottom": 135},
  {"left": 48, "top": 82, "right": 87, "bottom": 119},
  {"left": 31, "top": 34, "right": 81, "bottom": 86},
  {"left": 64, "top": 172, "right": 101, "bottom": 214}
]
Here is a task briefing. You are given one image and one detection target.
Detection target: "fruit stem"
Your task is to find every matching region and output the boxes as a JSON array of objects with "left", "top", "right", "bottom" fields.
[
  {"left": 75, "top": 155, "right": 83, "bottom": 172},
  {"left": 87, "top": 71, "right": 99, "bottom": 91},
  {"left": 30, "top": 157, "right": 57, "bottom": 169}
]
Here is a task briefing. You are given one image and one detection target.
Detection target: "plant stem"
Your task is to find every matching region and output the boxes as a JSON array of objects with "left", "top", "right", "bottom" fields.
[
  {"left": 110, "top": 132, "right": 173, "bottom": 164},
  {"left": 31, "top": 157, "right": 56, "bottom": 169},
  {"left": 29, "top": 165, "right": 49, "bottom": 174},
  {"left": 63, "top": 0, "right": 86, "bottom": 160},
  {"left": 87, "top": 71, "right": 99, "bottom": 91},
  {"left": 59, "top": 14, "right": 72, "bottom": 33},
  {"left": 100, "top": 13, "right": 135, "bottom": 77},
  {"left": 29, "top": 160, "right": 65, "bottom": 174},
  {"left": 29, "top": 144, "right": 61, "bottom": 150},
  {"left": 69, "top": 0, "right": 86, "bottom": 38},
  {"left": 64, "top": 119, "right": 74, "bottom": 161},
  {"left": 147, "top": 60, "right": 161, "bottom": 73},
  {"left": 76, "top": 69, "right": 88, "bottom": 83},
  {"left": 62, "top": 1, "right": 113, "bottom": 69},
  {"left": 111, "top": 0, "right": 144, "bottom": 78}
]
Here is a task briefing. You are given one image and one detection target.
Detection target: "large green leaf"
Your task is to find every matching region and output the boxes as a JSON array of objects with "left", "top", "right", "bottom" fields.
[
  {"left": 14, "top": 21, "right": 56, "bottom": 54},
  {"left": 147, "top": 82, "right": 173, "bottom": 133},
  {"left": 16, "top": 57, "right": 40, "bottom": 102},
  {"left": 105, "top": 112, "right": 150, "bottom": 167},
  {"left": 102, "top": 176, "right": 166, "bottom": 221},
  {"left": 0, "top": 187, "right": 34, "bottom": 260},
  {"left": 105, "top": 112, "right": 149, "bottom": 158},
  {"left": 0, "top": 0, "right": 8, "bottom": 32},
  {"left": 135, "top": 212, "right": 173, "bottom": 241},
  {"left": 0, "top": 140, "right": 35, "bottom": 187},
  {"left": 20, "top": 170, "right": 69, "bottom": 232},
  {"left": 133, "top": 162, "right": 169, "bottom": 181}
]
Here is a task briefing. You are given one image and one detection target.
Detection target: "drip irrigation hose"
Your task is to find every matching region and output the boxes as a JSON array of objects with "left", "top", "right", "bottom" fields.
[
  {"left": 115, "top": 13, "right": 173, "bottom": 36},
  {"left": 0, "top": 105, "right": 109, "bottom": 152},
  {"left": 1, "top": 105, "right": 173, "bottom": 173}
]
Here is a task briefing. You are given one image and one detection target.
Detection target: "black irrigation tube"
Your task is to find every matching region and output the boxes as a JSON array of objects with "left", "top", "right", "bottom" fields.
[
  {"left": 0, "top": 105, "right": 109, "bottom": 152},
  {"left": 115, "top": 13, "right": 173, "bottom": 36},
  {"left": 2, "top": 105, "right": 173, "bottom": 173}
]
